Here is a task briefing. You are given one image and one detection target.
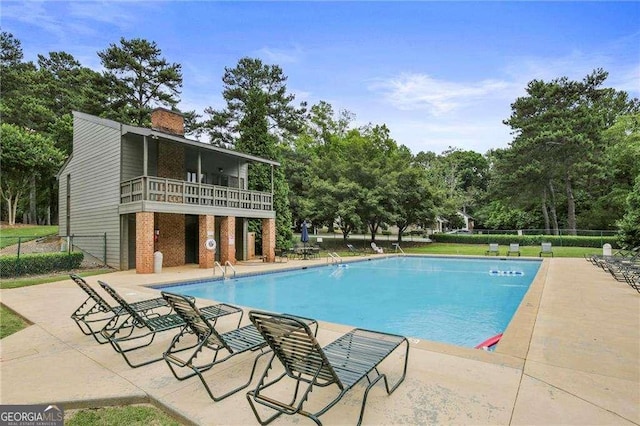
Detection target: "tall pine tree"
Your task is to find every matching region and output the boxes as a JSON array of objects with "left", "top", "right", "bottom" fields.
[{"left": 204, "top": 58, "right": 306, "bottom": 247}]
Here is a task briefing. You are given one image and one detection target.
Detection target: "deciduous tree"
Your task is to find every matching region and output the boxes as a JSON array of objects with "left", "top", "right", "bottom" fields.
[{"left": 0, "top": 124, "right": 63, "bottom": 225}]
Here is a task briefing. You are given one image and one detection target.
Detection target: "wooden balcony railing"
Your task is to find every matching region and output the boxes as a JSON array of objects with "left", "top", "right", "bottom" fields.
[{"left": 120, "top": 176, "right": 273, "bottom": 211}]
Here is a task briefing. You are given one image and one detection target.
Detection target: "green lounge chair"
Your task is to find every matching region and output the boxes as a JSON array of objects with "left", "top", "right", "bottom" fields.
[
  {"left": 539, "top": 242, "right": 553, "bottom": 257},
  {"left": 246, "top": 311, "right": 409, "bottom": 425},
  {"left": 98, "top": 281, "right": 241, "bottom": 368},
  {"left": 485, "top": 243, "right": 500, "bottom": 256},
  {"left": 507, "top": 243, "right": 521, "bottom": 256},
  {"left": 585, "top": 246, "right": 639, "bottom": 267},
  {"left": 70, "top": 274, "right": 168, "bottom": 344},
  {"left": 161, "top": 291, "right": 270, "bottom": 401}
]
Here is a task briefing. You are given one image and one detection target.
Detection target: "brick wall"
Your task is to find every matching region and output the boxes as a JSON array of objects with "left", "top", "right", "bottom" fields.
[
  {"left": 199, "top": 215, "right": 215, "bottom": 268},
  {"left": 151, "top": 108, "right": 184, "bottom": 135},
  {"left": 135, "top": 212, "right": 154, "bottom": 273},
  {"left": 262, "top": 218, "right": 276, "bottom": 262},
  {"left": 220, "top": 216, "right": 236, "bottom": 265},
  {"left": 156, "top": 213, "right": 185, "bottom": 267},
  {"left": 158, "top": 141, "right": 185, "bottom": 180}
]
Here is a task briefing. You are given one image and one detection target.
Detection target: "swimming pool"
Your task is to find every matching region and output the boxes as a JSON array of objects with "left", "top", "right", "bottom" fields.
[{"left": 157, "top": 256, "right": 541, "bottom": 348}]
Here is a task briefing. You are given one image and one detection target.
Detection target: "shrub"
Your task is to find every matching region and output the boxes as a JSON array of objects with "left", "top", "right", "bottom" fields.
[{"left": 0, "top": 252, "right": 84, "bottom": 278}]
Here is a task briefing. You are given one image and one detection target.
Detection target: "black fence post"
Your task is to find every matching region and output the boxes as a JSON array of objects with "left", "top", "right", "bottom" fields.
[
  {"left": 103, "top": 232, "right": 107, "bottom": 266},
  {"left": 16, "top": 236, "right": 21, "bottom": 276}
]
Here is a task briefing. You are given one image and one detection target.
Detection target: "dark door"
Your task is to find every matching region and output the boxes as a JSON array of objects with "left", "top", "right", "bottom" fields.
[
  {"left": 185, "top": 215, "right": 198, "bottom": 264},
  {"left": 128, "top": 214, "right": 136, "bottom": 269}
]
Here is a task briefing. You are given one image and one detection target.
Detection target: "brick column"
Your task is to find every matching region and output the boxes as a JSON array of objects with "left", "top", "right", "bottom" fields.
[
  {"left": 262, "top": 218, "right": 276, "bottom": 263},
  {"left": 135, "top": 212, "right": 154, "bottom": 274},
  {"left": 199, "top": 215, "right": 215, "bottom": 269},
  {"left": 220, "top": 216, "right": 236, "bottom": 265}
]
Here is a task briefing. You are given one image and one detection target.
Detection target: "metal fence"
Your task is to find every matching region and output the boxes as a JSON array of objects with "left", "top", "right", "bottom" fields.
[
  {"left": 472, "top": 229, "right": 618, "bottom": 237},
  {"left": 0, "top": 234, "right": 108, "bottom": 268},
  {"left": 302, "top": 229, "right": 618, "bottom": 246}
]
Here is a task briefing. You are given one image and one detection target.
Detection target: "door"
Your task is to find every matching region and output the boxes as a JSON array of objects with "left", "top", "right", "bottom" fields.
[
  {"left": 127, "top": 214, "right": 136, "bottom": 269},
  {"left": 185, "top": 215, "right": 198, "bottom": 264}
]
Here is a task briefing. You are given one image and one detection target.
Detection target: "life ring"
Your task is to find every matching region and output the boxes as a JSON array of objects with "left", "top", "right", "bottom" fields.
[{"left": 205, "top": 238, "right": 217, "bottom": 251}]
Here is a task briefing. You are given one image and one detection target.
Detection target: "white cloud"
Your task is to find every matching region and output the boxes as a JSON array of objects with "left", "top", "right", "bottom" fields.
[
  {"left": 256, "top": 46, "right": 303, "bottom": 64},
  {"left": 369, "top": 73, "right": 513, "bottom": 115},
  {"left": 2, "top": 1, "right": 66, "bottom": 39},
  {"left": 362, "top": 38, "right": 639, "bottom": 156},
  {"left": 67, "top": 2, "right": 137, "bottom": 29}
]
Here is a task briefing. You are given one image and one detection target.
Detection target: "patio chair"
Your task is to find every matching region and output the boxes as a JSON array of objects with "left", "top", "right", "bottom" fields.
[
  {"left": 485, "top": 243, "right": 499, "bottom": 256},
  {"left": 161, "top": 291, "right": 271, "bottom": 401},
  {"left": 70, "top": 274, "right": 168, "bottom": 344},
  {"left": 371, "top": 241, "right": 384, "bottom": 254},
  {"left": 98, "top": 281, "right": 242, "bottom": 368},
  {"left": 621, "top": 266, "right": 640, "bottom": 293},
  {"left": 246, "top": 311, "right": 409, "bottom": 426},
  {"left": 506, "top": 243, "right": 521, "bottom": 257},
  {"left": 539, "top": 242, "right": 553, "bottom": 257}
]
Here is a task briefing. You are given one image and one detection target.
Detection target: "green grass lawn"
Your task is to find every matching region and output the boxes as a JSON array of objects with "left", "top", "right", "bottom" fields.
[
  {"left": 404, "top": 243, "right": 600, "bottom": 258},
  {"left": 0, "top": 225, "right": 59, "bottom": 249},
  {"left": 332, "top": 243, "right": 600, "bottom": 258},
  {"left": 0, "top": 304, "right": 30, "bottom": 339},
  {"left": 65, "top": 405, "right": 181, "bottom": 426}
]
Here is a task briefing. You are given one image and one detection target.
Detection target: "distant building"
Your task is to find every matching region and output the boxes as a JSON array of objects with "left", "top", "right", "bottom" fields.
[{"left": 458, "top": 211, "right": 474, "bottom": 231}]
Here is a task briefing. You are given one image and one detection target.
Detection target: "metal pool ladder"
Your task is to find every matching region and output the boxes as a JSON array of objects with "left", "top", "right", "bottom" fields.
[
  {"left": 224, "top": 261, "right": 237, "bottom": 278},
  {"left": 328, "top": 252, "right": 342, "bottom": 264},
  {"left": 214, "top": 261, "right": 225, "bottom": 277}
]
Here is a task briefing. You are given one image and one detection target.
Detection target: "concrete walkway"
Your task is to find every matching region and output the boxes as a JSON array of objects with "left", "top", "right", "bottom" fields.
[{"left": 0, "top": 257, "right": 638, "bottom": 425}]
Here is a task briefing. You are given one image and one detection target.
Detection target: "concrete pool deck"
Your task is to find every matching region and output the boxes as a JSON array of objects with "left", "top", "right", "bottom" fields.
[{"left": 0, "top": 256, "right": 638, "bottom": 425}]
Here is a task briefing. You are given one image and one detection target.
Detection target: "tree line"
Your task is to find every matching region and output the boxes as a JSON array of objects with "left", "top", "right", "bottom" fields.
[{"left": 2, "top": 32, "right": 638, "bottom": 247}]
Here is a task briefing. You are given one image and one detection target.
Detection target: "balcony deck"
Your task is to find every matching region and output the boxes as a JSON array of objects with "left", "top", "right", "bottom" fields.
[{"left": 119, "top": 176, "right": 274, "bottom": 218}]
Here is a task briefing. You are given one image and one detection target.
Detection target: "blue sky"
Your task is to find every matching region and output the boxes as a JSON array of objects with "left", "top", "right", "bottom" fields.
[{"left": 2, "top": 1, "right": 639, "bottom": 155}]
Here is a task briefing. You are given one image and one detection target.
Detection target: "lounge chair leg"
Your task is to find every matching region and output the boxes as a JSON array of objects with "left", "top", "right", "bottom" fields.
[
  {"left": 201, "top": 349, "right": 271, "bottom": 401},
  {"left": 246, "top": 392, "right": 285, "bottom": 426},
  {"left": 357, "top": 374, "right": 386, "bottom": 426}
]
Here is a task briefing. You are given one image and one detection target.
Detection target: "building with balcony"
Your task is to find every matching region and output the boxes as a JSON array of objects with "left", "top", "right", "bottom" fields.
[{"left": 58, "top": 108, "right": 278, "bottom": 273}]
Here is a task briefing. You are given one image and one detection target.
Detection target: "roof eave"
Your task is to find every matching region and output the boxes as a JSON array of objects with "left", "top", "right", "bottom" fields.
[{"left": 121, "top": 125, "right": 280, "bottom": 166}]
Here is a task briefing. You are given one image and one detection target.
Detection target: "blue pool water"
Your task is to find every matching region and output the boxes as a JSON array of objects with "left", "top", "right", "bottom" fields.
[{"left": 158, "top": 256, "right": 541, "bottom": 348}]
